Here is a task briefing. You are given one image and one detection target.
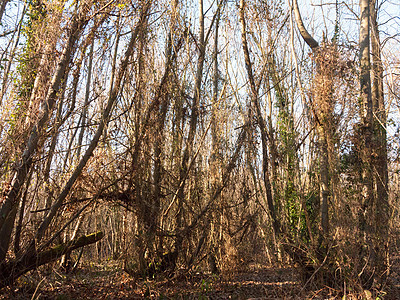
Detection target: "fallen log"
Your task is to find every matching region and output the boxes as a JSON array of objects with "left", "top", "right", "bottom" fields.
[{"left": 0, "top": 231, "right": 104, "bottom": 289}]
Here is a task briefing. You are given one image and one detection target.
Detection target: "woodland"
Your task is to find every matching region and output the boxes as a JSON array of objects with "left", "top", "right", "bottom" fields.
[{"left": 0, "top": 0, "right": 399, "bottom": 298}]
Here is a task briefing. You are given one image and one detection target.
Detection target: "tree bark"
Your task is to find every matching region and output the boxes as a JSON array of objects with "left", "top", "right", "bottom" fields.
[
  {"left": 370, "top": 0, "right": 389, "bottom": 247},
  {"left": 292, "top": 0, "right": 319, "bottom": 50},
  {"left": 357, "top": 0, "right": 388, "bottom": 286},
  {"left": 358, "top": 0, "right": 377, "bottom": 287}
]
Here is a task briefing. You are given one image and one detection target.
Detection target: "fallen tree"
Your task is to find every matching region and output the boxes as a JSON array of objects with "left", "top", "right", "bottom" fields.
[{"left": 0, "top": 231, "right": 104, "bottom": 289}]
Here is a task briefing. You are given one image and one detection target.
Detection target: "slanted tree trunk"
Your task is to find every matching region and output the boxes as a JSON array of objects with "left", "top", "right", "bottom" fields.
[{"left": 0, "top": 231, "right": 104, "bottom": 288}]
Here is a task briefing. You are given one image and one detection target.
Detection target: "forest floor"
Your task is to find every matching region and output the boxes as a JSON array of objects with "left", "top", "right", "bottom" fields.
[{"left": 1, "top": 258, "right": 400, "bottom": 299}]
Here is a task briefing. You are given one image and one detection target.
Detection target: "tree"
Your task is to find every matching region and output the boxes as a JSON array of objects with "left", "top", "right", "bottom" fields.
[
  {"left": 370, "top": 0, "right": 389, "bottom": 272},
  {"left": 291, "top": 0, "right": 336, "bottom": 275},
  {"left": 239, "top": 0, "right": 280, "bottom": 238},
  {"left": 0, "top": 0, "right": 152, "bottom": 287},
  {"left": 357, "top": 0, "right": 388, "bottom": 288},
  {"left": 0, "top": 0, "right": 395, "bottom": 295}
]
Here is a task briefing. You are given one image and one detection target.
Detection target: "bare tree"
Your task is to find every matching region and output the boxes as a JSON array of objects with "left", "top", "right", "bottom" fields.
[{"left": 0, "top": 0, "right": 152, "bottom": 287}]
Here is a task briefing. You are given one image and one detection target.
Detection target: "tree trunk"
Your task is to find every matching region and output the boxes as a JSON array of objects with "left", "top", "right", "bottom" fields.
[
  {"left": 292, "top": 0, "right": 333, "bottom": 245},
  {"left": 356, "top": 0, "right": 388, "bottom": 286},
  {"left": 292, "top": 0, "right": 319, "bottom": 50},
  {"left": 0, "top": 0, "right": 9, "bottom": 25},
  {"left": 151, "top": 0, "right": 178, "bottom": 261},
  {"left": 239, "top": 0, "right": 280, "bottom": 236},
  {"left": 174, "top": 0, "right": 206, "bottom": 265},
  {"left": 358, "top": 0, "right": 377, "bottom": 288},
  {"left": 0, "top": 231, "right": 104, "bottom": 288},
  {"left": 370, "top": 0, "right": 389, "bottom": 258}
]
